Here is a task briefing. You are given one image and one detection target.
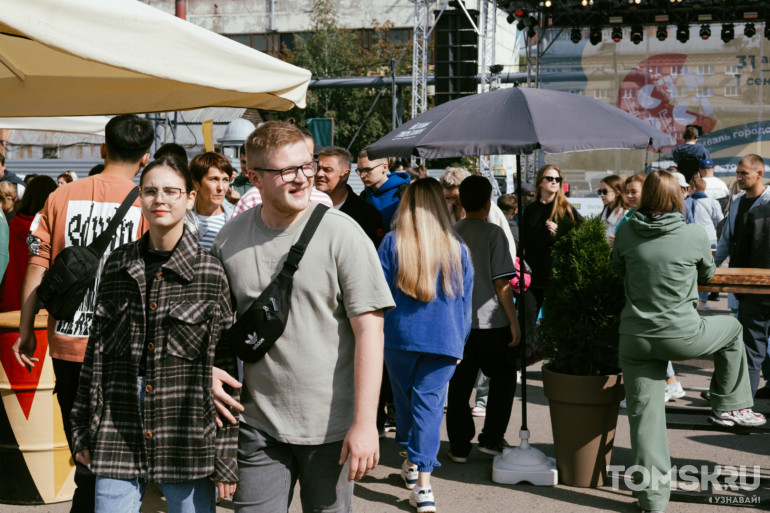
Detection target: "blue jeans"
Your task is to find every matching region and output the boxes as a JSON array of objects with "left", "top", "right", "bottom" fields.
[
  {"left": 94, "top": 476, "right": 215, "bottom": 513},
  {"left": 385, "top": 349, "right": 457, "bottom": 471}
]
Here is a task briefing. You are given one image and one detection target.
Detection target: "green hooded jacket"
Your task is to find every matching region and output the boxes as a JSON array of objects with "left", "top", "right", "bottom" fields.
[{"left": 611, "top": 210, "right": 714, "bottom": 339}]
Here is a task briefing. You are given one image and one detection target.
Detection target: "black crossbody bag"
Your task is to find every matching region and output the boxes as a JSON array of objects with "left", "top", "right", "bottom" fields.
[
  {"left": 37, "top": 188, "right": 139, "bottom": 321},
  {"left": 223, "top": 204, "right": 329, "bottom": 363}
]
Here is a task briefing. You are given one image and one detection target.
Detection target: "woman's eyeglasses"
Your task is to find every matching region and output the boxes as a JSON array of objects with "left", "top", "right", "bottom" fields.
[
  {"left": 138, "top": 186, "right": 186, "bottom": 204},
  {"left": 597, "top": 188, "right": 611, "bottom": 195},
  {"left": 543, "top": 176, "right": 563, "bottom": 183}
]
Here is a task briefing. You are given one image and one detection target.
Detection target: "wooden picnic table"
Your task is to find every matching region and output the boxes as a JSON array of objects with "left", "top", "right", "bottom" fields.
[{"left": 698, "top": 268, "right": 770, "bottom": 294}]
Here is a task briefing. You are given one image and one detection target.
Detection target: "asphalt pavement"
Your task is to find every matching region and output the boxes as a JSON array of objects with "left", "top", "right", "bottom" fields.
[{"left": 3, "top": 294, "right": 768, "bottom": 513}]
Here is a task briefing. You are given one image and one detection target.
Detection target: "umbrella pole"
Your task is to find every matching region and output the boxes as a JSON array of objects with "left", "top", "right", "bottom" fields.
[{"left": 492, "top": 154, "right": 558, "bottom": 486}]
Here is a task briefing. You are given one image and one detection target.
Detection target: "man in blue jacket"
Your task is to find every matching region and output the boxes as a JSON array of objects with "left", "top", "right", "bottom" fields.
[
  {"left": 672, "top": 126, "right": 710, "bottom": 182},
  {"left": 357, "top": 150, "right": 410, "bottom": 233}
]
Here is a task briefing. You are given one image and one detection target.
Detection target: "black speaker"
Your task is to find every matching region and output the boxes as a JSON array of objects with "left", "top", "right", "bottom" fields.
[{"left": 434, "top": 8, "right": 479, "bottom": 106}]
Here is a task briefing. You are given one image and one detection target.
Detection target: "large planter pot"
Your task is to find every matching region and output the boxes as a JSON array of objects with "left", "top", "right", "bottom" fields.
[{"left": 542, "top": 365, "right": 624, "bottom": 488}]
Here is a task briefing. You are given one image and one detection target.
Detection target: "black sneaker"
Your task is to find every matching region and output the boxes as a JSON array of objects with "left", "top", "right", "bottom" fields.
[
  {"left": 700, "top": 390, "right": 711, "bottom": 403},
  {"left": 755, "top": 387, "right": 770, "bottom": 399},
  {"left": 446, "top": 450, "right": 468, "bottom": 463},
  {"left": 477, "top": 439, "right": 511, "bottom": 456}
]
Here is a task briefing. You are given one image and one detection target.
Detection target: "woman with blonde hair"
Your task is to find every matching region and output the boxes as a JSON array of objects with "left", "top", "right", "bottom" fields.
[
  {"left": 598, "top": 174, "right": 628, "bottom": 244},
  {"left": 520, "top": 164, "right": 581, "bottom": 313},
  {"left": 378, "top": 177, "right": 473, "bottom": 513},
  {"left": 0, "top": 181, "right": 17, "bottom": 221},
  {"left": 612, "top": 170, "right": 764, "bottom": 513}
]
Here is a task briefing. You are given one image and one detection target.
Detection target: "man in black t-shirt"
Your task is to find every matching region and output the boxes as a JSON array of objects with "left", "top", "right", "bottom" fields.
[{"left": 315, "top": 146, "right": 384, "bottom": 248}]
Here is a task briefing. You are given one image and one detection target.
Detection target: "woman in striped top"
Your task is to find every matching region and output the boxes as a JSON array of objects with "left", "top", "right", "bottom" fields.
[{"left": 187, "top": 152, "right": 235, "bottom": 250}]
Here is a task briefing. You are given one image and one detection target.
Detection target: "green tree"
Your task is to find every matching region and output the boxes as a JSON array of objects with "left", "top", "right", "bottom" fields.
[{"left": 274, "top": 0, "right": 412, "bottom": 155}]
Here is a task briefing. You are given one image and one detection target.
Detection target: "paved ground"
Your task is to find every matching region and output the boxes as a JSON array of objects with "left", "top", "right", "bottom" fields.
[{"left": 4, "top": 295, "right": 768, "bottom": 512}]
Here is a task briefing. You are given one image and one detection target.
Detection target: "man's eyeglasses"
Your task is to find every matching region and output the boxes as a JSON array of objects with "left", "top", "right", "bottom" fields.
[
  {"left": 138, "top": 186, "right": 186, "bottom": 204},
  {"left": 357, "top": 163, "right": 386, "bottom": 175},
  {"left": 255, "top": 160, "right": 318, "bottom": 183},
  {"left": 543, "top": 176, "right": 563, "bottom": 183},
  {"left": 597, "top": 188, "right": 611, "bottom": 195}
]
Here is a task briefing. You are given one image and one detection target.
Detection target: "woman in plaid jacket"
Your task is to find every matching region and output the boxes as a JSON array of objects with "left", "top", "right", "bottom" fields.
[{"left": 70, "top": 155, "right": 239, "bottom": 512}]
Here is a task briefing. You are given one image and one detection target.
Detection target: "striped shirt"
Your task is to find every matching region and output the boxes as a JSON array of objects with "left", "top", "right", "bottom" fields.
[
  {"left": 232, "top": 187, "right": 333, "bottom": 218},
  {"left": 197, "top": 212, "right": 227, "bottom": 251}
]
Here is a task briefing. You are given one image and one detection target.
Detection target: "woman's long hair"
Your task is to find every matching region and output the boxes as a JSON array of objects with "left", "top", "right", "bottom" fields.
[
  {"left": 535, "top": 164, "right": 576, "bottom": 223},
  {"left": 393, "top": 178, "right": 464, "bottom": 302},
  {"left": 599, "top": 174, "right": 628, "bottom": 218},
  {"left": 18, "top": 175, "right": 57, "bottom": 216},
  {"left": 638, "top": 170, "right": 684, "bottom": 214}
]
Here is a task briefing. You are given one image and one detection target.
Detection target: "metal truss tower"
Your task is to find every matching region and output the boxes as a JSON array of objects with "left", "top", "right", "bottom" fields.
[
  {"left": 479, "top": 0, "right": 498, "bottom": 93},
  {"left": 411, "top": 0, "right": 431, "bottom": 124}
]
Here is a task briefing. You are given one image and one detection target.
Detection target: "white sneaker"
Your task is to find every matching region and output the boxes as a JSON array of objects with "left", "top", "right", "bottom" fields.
[
  {"left": 471, "top": 406, "right": 486, "bottom": 417},
  {"left": 409, "top": 487, "right": 436, "bottom": 513},
  {"left": 664, "top": 382, "right": 686, "bottom": 402},
  {"left": 619, "top": 398, "right": 627, "bottom": 409},
  {"left": 401, "top": 459, "right": 418, "bottom": 490},
  {"left": 709, "top": 409, "right": 767, "bottom": 427}
]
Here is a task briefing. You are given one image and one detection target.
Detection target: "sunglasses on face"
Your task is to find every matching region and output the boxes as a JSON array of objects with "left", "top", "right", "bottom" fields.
[
  {"left": 543, "top": 176, "right": 563, "bottom": 183},
  {"left": 598, "top": 188, "right": 611, "bottom": 195}
]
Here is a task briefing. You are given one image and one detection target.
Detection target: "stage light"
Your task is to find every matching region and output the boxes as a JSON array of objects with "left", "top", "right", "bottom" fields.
[
  {"left": 507, "top": 13, "right": 515, "bottom": 24},
  {"left": 544, "top": 0, "right": 552, "bottom": 7},
  {"left": 676, "top": 23, "right": 689, "bottom": 43},
  {"left": 630, "top": 25, "right": 643, "bottom": 44},
  {"left": 745, "top": 23, "right": 756, "bottom": 38},
  {"left": 612, "top": 26, "right": 623, "bottom": 42},
  {"left": 656, "top": 25, "right": 667, "bottom": 41},
  {"left": 590, "top": 26, "right": 602, "bottom": 45},
  {"left": 699, "top": 24, "right": 710, "bottom": 40},
  {"left": 721, "top": 23, "right": 734, "bottom": 43},
  {"left": 527, "top": 25, "right": 537, "bottom": 39},
  {"left": 570, "top": 28, "right": 581, "bottom": 44}
]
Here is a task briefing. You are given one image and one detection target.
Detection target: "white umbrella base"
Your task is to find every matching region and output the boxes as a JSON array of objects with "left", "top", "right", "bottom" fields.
[{"left": 492, "top": 430, "right": 558, "bottom": 486}]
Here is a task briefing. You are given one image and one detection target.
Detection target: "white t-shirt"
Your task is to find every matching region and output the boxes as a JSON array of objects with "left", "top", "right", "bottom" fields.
[
  {"left": 703, "top": 176, "right": 729, "bottom": 200},
  {"left": 211, "top": 202, "right": 394, "bottom": 444}
]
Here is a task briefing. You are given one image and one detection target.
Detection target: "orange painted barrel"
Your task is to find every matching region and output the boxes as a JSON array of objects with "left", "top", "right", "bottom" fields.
[{"left": 0, "top": 310, "right": 75, "bottom": 504}]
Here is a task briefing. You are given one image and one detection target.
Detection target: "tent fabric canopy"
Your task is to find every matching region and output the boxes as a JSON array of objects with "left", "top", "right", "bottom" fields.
[
  {"left": 0, "top": 117, "right": 111, "bottom": 135},
  {"left": 0, "top": 0, "right": 311, "bottom": 116}
]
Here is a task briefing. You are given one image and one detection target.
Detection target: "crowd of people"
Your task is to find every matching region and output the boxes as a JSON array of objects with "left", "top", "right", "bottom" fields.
[{"left": 0, "top": 114, "right": 766, "bottom": 513}]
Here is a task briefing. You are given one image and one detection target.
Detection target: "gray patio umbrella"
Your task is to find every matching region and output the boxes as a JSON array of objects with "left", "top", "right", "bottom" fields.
[{"left": 366, "top": 85, "right": 675, "bottom": 159}]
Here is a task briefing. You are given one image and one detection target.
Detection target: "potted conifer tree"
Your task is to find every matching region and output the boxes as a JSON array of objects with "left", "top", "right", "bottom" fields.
[{"left": 538, "top": 216, "right": 626, "bottom": 488}]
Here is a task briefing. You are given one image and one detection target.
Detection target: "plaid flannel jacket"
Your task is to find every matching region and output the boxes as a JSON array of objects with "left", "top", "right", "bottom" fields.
[{"left": 70, "top": 228, "right": 239, "bottom": 483}]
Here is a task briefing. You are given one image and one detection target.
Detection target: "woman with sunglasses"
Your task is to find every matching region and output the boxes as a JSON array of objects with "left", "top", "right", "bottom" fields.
[
  {"left": 520, "top": 165, "right": 582, "bottom": 315},
  {"left": 70, "top": 155, "right": 239, "bottom": 512},
  {"left": 598, "top": 175, "right": 629, "bottom": 246}
]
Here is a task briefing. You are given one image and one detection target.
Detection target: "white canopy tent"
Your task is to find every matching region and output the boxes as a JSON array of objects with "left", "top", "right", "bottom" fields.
[
  {"left": 0, "top": 0, "right": 311, "bottom": 116},
  {"left": 0, "top": 117, "right": 111, "bottom": 135}
]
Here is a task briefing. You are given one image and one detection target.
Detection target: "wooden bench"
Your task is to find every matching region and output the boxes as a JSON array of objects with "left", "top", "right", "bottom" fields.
[{"left": 698, "top": 268, "right": 770, "bottom": 295}]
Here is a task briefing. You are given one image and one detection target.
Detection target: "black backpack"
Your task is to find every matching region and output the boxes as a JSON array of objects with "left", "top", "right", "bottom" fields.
[
  {"left": 677, "top": 156, "right": 701, "bottom": 183},
  {"left": 37, "top": 189, "right": 138, "bottom": 321}
]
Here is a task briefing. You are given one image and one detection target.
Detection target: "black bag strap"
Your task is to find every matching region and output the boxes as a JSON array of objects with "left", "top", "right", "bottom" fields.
[
  {"left": 281, "top": 204, "right": 329, "bottom": 275},
  {"left": 89, "top": 188, "right": 140, "bottom": 255}
]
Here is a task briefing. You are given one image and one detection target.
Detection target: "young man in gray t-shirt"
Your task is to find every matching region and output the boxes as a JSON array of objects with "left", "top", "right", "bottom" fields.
[
  {"left": 446, "top": 175, "right": 521, "bottom": 462},
  {"left": 210, "top": 121, "right": 394, "bottom": 511}
]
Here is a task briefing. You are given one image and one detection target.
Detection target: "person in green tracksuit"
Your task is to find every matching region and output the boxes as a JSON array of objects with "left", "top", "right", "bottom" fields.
[{"left": 611, "top": 170, "right": 765, "bottom": 513}]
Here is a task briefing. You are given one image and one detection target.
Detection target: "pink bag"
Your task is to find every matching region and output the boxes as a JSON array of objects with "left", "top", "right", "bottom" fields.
[{"left": 509, "top": 257, "right": 531, "bottom": 294}]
